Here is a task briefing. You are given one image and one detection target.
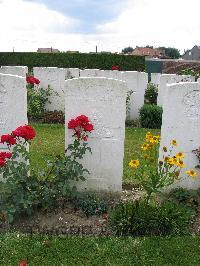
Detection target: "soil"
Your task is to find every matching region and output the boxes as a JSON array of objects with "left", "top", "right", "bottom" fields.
[{"left": 1, "top": 188, "right": 144, "bottom": 236}]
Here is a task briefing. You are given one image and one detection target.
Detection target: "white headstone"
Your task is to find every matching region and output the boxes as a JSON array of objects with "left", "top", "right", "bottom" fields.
[
  {"left": 151, "top": 73, "right": 161, "bottom": 86},
  {"left": 33, "top": 67, "right": 65, "bottom": 112},
  {"left": 159, "top": 82, "right": 200, "bottom": 189},
  {"left": 0, "top": 73, "right": 27, "bottom": 150},
  {"left": 0, "top": 66, "right": 28, "bottom": 77},
  {"left": 80, "top": 69, "right": 101, "bottom": 77},
  {"left": 65, "top": 68, "right": 80, "bottom": 79},
  {"left": 65, "top": 77, "right": 127, "bottom": 191},
  {"left": 157, "top": 74, "right": 195, "bottom": 106},
  {"left": 122, "top": 71, "right": 148, "bottom": 120},
  {"left": 197, "top": 78, "right": 200, "bottom": 83}
]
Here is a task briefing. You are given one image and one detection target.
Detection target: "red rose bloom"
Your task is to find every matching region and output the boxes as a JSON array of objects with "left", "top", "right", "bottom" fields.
[
  {"left": 19, "top": 260, "right": 28, "bottom": 266},
  {"left": 82, "top": 123, "right": 94, "bottom": 132},
  {"left": 68, "top": 115, "right": 94, "bottom": 141},
  {"left": 76, "top": 115, "right": 89, "bottom": 124},
  {"left": 26, "top": 76, "right": 40, "bottom": 85},
  {"left": 12, "top": 125, "right": 36, "bottom": 140},
  {"left": 0, "top": 151, "right": 12, "bottom": 159},
  {"left": 1, "top": 134, "right": 16, "bottom": 146},
  {"left": 0, "top": 158, "right": 6, "bottom": 167},
  {"left": 111, "top": 65, "right": 120, "bottom": 71},
  {"left": 68, "top": 119, "right": 77, "bottom": 129}
]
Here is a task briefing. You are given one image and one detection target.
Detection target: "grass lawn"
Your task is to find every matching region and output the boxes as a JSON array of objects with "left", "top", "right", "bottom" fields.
[
  {"left": 0, "top": 233, "right": 200, "bottom": 265},
  {"left": 30, "top": 123, "right": 160, "bottom": 184}
]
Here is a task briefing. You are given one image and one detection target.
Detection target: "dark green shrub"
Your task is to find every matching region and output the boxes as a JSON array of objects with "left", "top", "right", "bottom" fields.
[
  {"left": 72, "top": 192, "right": 108, "bottom": 217},
  {"left": 109, "top": 200, "right": 193, "bottom": 236},
  {"left": 0, "top": 52, "right": 145, "bottom": 71},
  {"left": 43, "top": 110, "right": 65, "bottom": 124},
  {"left": 144, "top": 83, "right": 158, "bottom": 104},
  {"left": 139, "top": 104, "right": 163, "bottom": 129}
]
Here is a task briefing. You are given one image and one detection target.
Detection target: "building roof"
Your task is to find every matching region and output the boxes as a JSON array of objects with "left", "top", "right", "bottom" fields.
[{"left": 132, "top": 47, "right": 164, "bottom": 58}]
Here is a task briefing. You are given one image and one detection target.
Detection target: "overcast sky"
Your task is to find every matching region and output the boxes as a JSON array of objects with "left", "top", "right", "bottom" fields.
[{"left": 0, "top": 0, "right": 199, "bottom": 53}]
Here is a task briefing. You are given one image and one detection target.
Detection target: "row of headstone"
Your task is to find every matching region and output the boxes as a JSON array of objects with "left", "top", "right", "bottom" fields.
[
  {"left": 0, "top": 70, "right": 199, "bottom": 191},
  {"left": 33, "top": 67, "right": 148, "bottom": 120}
]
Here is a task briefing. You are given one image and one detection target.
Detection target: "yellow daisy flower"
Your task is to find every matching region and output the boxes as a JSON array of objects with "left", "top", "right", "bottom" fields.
[
  {"left": 141, "top": 143, "right": 149, "bottom": 150},
  {"left": 149, "top": 136, "right": 159, "bottom": 144},
  {"left": 175, "top": 152, "right": 185, "bottom": 159},
  {"left": 171, "top": 140, "right": 178, "bottom": 147},
  {"left": 167, "top": 157, "right": 176, "bottom": 165},
  {"left": 185, "top": 170, "right": 198, "bottom": 179},
  {"left": 129, "top": 159, "right": 140, "bottom": 168},
  {"left": 176, "top": 160, "right": 185, "bottom": 168}
]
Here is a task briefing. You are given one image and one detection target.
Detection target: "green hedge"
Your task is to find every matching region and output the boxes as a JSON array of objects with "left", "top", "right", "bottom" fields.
[{"left": 0, "top": 52, "right": 145, "bottom": 71}]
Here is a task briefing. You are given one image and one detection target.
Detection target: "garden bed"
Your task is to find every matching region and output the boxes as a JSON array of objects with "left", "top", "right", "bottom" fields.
[{"left": 1, "top": 188, "right": 143, "bottom": 236}]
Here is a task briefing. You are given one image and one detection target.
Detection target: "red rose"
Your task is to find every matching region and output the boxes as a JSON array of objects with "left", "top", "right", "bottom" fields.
[
  {"left": 0, "top": 151, "right": 12, "bottom": 159},
  {"left": 1, "top": 134, "right": 16, "bottom": 146},
  {"left": 0, "top": 158, "right": 6, "bottom": 167},
  {"left": 19, "top": 260, "right": 28, "bottom": 266},
  {"left": 68, "top": 119, "right": 78, "bottom": 129},
  {"left": 83, "top": 123, "right": 94, "bottom": 132},
  {"left": 26, "top": 76, "right": 40, "bottom": 85},
  {"left": 111, "top": 65, "right": 120, "bottom": 71},
  {"left": 12, "top": 125, "right": 36, "bottom": 140},
  {"left": 76, "top": 115, "right": 89, "bottom": 124}
]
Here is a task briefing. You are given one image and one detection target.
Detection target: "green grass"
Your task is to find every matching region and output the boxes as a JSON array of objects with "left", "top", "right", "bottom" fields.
[
  {"left": 30, "top": 123, "right": 160, "bottom": 183},
  {"left": 0, "top": 233, "right": 200, "bottom": 265}
]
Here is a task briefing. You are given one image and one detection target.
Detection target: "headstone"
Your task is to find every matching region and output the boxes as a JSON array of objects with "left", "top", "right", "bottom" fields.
[
  {"left": 198, "top": 78, "right": 200, "bottom": 83},
  {"left": 159, "top": 82, "right": 200, "bottom": 189},
  {"left": 151, "top": 73, "right": 161, "bottom": 86},
  {"left": 122, "top": 71, "right": 148, "bottom": 120},
  {"left": 65, "top": 77, "right": 127, "bottom": 191},
  {"left": 0, "top": 73, "right": 27, "bottom": 150},
  {"left": 0, "top": 66, "right": 28, "bottom": 77},
  {"left": 80, "top": 69, "right": 101, "bottom": 77},
  {"left": 33, "top": 67, "right": 65, "bottom": 112},
  {"left": 65, "top": 68, "right": 80, "bottom": 79},
  {"left": 157, "top": 74, "right": 195, "bottom": 106}
]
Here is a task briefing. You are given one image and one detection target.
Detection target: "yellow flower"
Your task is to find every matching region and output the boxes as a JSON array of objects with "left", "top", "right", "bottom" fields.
[
  {"left": 155, "top": 134, "right": 161, "bottom": 140},
  {"left": 144, "top": 154, "right": 149, "bottom": 159},
  {"left": 145, "top": 132, "right": 153, "bottom": 141},
  {"left": 129, "top": 159, "right": 140, "bottom": 168},
  {"left": 167, "top": 157, "right": 176, "bottom": 165},
  {"left": 176, "top": 160, "right": 185, "bottom": 168},
  {"left": 171, "top": 140, "right": 178, "bottom": 147},
  {"left": 175, "top": 152, "right": 185, "bottom": 159},
  {"left": 185, "top": 170, "right": 198, "bottom": 179},
  {"left": 149, "top": 136, "right": 159, "bottom": 144},
  {"left": 141, "top": 143, "right": 149, "bottom": 150}
]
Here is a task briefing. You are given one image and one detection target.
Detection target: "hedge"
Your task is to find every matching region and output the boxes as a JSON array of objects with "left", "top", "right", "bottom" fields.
[{"left": 0, "top": 52, "right": 145, "bottom": 71}]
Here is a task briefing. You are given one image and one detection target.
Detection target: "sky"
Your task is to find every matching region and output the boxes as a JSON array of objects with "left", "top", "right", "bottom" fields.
[{"left": 0, "top": 0, "right": 199, "bottom": 53}]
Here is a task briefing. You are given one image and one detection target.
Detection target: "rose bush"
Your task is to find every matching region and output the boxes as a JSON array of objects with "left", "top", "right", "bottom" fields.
[
  {"left": 26, "top": 76, "right": 53, "bottom": 121},
  {"left": 0, "top": 116, "right": 93, "bottom": 223}
]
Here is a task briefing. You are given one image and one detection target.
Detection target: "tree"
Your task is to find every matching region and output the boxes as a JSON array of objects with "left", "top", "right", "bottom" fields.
[
  {"left": 122, "top": 47, "right": 134, "bottom": 54},
  {"left": 158, "top": 47, "right": 180, "bottom": 59}
]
